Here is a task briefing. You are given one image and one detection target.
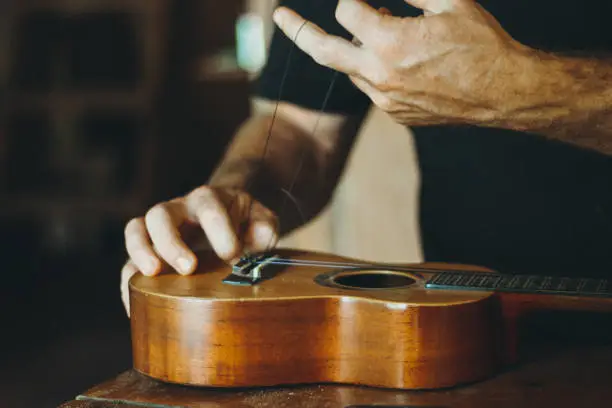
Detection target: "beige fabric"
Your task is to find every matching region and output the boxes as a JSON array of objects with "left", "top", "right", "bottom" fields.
[
  {"left": 279, "top": 108, "right": 423, "bottom": 264},
  {"left": 244, "top": 0, "right": 423, "bottom": 263}
]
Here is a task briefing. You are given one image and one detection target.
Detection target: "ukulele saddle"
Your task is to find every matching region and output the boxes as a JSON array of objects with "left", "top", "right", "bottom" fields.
[{"left": 222, "top": 252, "right": 280, "bottom": 286}]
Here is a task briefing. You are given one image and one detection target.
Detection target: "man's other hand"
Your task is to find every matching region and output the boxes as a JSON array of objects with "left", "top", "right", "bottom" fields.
[
  {"left": 272, "top": 0, "right": 534, "bottom": 127},
  {"left": 120, "top": 186, "right": 278, "bottom": 314}
]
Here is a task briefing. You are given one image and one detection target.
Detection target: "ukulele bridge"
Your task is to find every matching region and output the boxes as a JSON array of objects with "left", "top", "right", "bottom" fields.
[{"left": 222, "top": 252, "right": 279, "bottom": 286}]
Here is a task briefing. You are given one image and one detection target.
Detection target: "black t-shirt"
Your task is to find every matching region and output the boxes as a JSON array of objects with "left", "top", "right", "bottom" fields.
[{"left": 254, "top": 0, "right": 612, "bottom": 278}]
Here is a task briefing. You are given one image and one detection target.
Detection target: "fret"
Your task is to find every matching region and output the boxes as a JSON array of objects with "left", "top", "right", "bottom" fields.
[
  {"left": 464, "top": 274, "right": 478, "bottom": 286},
  {"left": 473, "top": 275, "right": 487, "bottom": 287},
  {"left": 555, "top": 277, "right": 568, "bottom": 291},
  {"left": 425, "top": 271, "right": 612, "bottom": 298},
  {"left": 565, "top": 279, "right": 581, "bottom": 293},
  {"left": 541, "top": 276, "right": 553, "bottom": 290},
  {"left": 526, "top": 276, "right": 539, "bottom": 290},
  {"left": 450, "top": 274, "right": 465, "bottom": 286},
  {"left": 442, "top": 273, "right": 456, "bottom": 286},
  {"left": 580, "top": 279, "right": 598, "bottom": 293},
  {"left": 483, "top": 275, "right": 502, "bottom": 289},
  {"left": 500, "top": 275, "right": 517, "bottom": 289},
  {"left": 596, "top": 280, "right": 609, "bottom": 293}
]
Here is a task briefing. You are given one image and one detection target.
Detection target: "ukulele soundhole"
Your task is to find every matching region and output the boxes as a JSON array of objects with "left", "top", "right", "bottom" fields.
[{"left": 316, "top": 270, "right": 416, "bottom": 290}]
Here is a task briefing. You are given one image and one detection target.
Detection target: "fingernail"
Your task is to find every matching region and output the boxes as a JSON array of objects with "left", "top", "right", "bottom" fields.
[
  {"left": 177, "top": 257, "right": 194, "bottom": 274},
  {"left": 272, "top": 7, "right": 286, "bottom": 23},
  {"left": 254, "top": 223, "right": 276, "bottom": 243},
  {"left": 142, "top": 257, "right": 158, "bottom": 276}
]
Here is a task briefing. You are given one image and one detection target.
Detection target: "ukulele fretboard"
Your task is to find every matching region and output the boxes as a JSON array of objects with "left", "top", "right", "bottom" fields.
[{"left": 425, "top": 271, "right": 612, "bottom": 298}]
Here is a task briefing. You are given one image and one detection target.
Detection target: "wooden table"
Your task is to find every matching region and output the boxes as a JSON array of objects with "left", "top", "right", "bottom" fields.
[{"left": 59, "top": 341, "right": 612, "bottom": 408}]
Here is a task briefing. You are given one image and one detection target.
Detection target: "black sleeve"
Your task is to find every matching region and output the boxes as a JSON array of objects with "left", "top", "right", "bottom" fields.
[{"left": 252, "top": 0, "right": 420, "bottom": 117}]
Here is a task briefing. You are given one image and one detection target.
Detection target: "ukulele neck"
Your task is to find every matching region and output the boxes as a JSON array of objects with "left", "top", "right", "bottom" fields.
[{"left": 425, "top": 271, "right": 612, "bottom": 299}]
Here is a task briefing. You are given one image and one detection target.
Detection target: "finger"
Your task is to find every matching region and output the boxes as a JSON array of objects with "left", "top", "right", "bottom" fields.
[
  {"left": 349, "top": 74, "right": 394, "bottom": 110},
  {"left": 335, "top": 0, "right": 397, "bottom": 48},
  {"left": 349, "top": 6, "right": 391, "bottom": 48},
  {"left": 120, "top": 260, "right": 139, "bottom": 317},
  {"left": 403, "top": 0, "right": 463, "bottom": 14},
  {"left": 145, "top": 201, "right": 197, "bottom": 275},
  {"left": 243, "top": 202, "right": 279, "bottom": 252},
  {"left": 124, "top": 217, "right": 161, "bottom": 276},
  {"left": 272, "top": 6, "right": 366, "bottom": 75},
  {"left": 185, "top": 187, "right": 242, "bottom": 264}
]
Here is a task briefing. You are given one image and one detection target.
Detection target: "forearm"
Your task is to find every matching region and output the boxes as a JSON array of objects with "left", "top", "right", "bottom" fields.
[
  {"left": 208, "top": 105, "right": 354, "bottom": 235},
  {"left": 487, "top": 49, "right": 612, "bottom": 154}
]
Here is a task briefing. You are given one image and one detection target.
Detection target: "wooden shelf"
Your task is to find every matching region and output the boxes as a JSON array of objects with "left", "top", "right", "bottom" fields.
[
  {"left": 7, "top": 89, "right": 150, "bottom": 111},
  {"left": 0, "top": 194, "right": 143, "bottom": 216},
  {"left": 194, "top": 50, "right": 249, "bottom": 83},
  {"left": 0, "top": 0, "right": 170, "bottom": 227},
  {"left": 14, "top": 0, "right": 156, "bottom": 14}
]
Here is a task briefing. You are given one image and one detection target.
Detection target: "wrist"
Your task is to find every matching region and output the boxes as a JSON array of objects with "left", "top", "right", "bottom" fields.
[
  {"left": 484, "top": 47, "right": 612, "bottom": 133},
  {"left": 208, "top": 158, "right": 263, "bottom": 190},
  {"left": 477, "top": 47, "right": 557, "bottom": 128},
  {"left": 209, "top": 158, "right": 285, "bottom": 205}
]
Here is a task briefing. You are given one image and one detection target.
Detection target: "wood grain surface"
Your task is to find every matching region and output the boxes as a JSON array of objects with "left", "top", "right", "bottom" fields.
[
  {"left": 73, "top": 343, "right": 612, "bottom": 408},
  {"left": 59, "top": 400, "right": 142, "bottom": 408},
  {"left": 129, "top": 248, "right": 612, "bottom": 391},
  {"left": 130, "top": 249, "right": 505, "bottom": 390}
]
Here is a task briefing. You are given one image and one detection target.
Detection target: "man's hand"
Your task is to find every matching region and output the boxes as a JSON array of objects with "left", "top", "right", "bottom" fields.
[
  {"left": 120, "top": 185, "right": 278, "bottom": 314},
  {"left": 272, "top": 0, "right": 533, "bottom": 127}
]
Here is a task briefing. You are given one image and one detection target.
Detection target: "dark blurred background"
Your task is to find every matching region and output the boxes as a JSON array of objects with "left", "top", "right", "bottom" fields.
[
  {"left": 0, "top": 1, "right": 253, "bottom": 406},
  {"left": 4, "top": 1, "right": 612, "bottom": 407}
]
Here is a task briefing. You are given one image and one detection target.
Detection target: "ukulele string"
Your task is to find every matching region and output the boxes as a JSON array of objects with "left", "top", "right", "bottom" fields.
[
  {"left": 250, "top": 257, "right": 428, "bottom": 281},
  {"left": 250, "top": 257, "right": 422, "bottom": 270},
  {"left": 248, "top": 257, "right": 497, "bottom": 282},
  {"left": 265, "top": 70, "right": 340, "bottom": 253},
  {"left": 226, "top": 17, "right": 340, "bottom": 256},
  {"left": 224, "top": 20, "right": 310, "bottom": 247}
]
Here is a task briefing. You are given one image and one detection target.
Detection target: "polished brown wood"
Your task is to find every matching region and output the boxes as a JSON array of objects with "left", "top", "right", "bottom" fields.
[
  {"left": 129, "top": 248, "right": 612, "bottom": 391},
  {"left": 59, "top": 401, "right": 140, "bottom": 408},
  {"left": 71, "top": 341, "right": 612, "bottom": 408}
]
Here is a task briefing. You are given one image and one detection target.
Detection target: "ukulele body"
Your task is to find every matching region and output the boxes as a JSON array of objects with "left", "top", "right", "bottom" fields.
[{"left": 130, "top": 248, "right": 510, "bottom": 390}]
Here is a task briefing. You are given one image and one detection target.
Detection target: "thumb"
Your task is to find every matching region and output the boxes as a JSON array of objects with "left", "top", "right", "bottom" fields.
[
  {"left": 403, "top": 0, "right": 468, "bottom": 15},
  {"left": 120, "top": 260, "right": 139, "bottom": 317},
  {"left": 215, "top": 188, "right": 279, "bottom": 256}
]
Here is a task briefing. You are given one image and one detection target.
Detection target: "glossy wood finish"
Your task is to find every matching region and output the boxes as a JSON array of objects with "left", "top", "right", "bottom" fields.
[
  {"left": 71, "top": 341, "right": 612, "bottom": 408},
  {"left": 129, "top": 248, "right": 612, "bottom": 390},
  {"left": 59, "top": 401, "right": 140, "bottom": 408}
]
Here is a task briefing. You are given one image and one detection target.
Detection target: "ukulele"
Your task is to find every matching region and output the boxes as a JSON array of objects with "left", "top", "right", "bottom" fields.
[{"left": 129, "top": 248, "right": 612, "bottom": 390}]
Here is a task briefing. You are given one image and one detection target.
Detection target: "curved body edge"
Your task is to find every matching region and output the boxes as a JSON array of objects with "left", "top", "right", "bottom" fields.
[{"left": 129, "top": 248, "right": 505, "bottom": 390}]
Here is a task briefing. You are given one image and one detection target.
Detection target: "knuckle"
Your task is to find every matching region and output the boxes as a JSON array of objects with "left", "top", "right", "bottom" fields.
[
  {"left": 124, "top": 217, "right": 143, "bottom": 234},
  {"left": 162, "top": 244, "right": 182, "bottom": 260},
  {"left": 187, "top": 186, "right": 219, "bottom": 212},
  {"left": 369, "top": 68, "right": 393, "bottom": 89},
  {"left": 312, "top": 52, "right": 330, "bottom": 67},
  {"left": 145, "top": 203, "right": 169, "bottom": 222},
  {"left": 376, "top": 33, "right": 402, "bottom": 57},
  {"left": 376, "top": 96, "right": 395, "bottom": 112},
  {"left": 201, "top": 210, "right": 231, "bottom": 231},
  {"left": 195, "top": 198, "right": 221, "bottom": 219},
  {"left": 189, "top": 185, "right": 214, "bottom": 200},
  {"left": 312, "top": 40, "right": 336, "bottom": 66},
  {"left": 333, "top": 4, "right": 343, "bottom": 24}
]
